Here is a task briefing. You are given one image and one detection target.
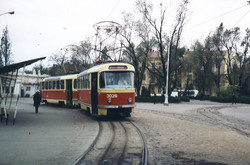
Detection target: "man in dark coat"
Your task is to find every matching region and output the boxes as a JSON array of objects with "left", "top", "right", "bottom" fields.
[
  {"left": 33, "top": 91, "right": 41, "bottom": 113},
  {"left": 232, "top": 93, "right": 237, "bottom": 104}
]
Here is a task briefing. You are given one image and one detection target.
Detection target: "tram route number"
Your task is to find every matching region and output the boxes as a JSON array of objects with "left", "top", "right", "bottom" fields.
[{"left": 107, "top": 94, "right": 118, "bottom": 98}]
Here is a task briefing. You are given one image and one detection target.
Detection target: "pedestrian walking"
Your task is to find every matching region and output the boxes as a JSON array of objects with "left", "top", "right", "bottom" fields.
[
  {"left": 33, "top": 91, "right": 41, "bottom": 113},
  {"left": 232, "top": 93, "right": 236, "bottom": 104},
  {"left": 154, "top": 92, "right": 156, "bottom": 104},
  {"left": 161, "top": 93, "right": 164, "bottom": 104}
]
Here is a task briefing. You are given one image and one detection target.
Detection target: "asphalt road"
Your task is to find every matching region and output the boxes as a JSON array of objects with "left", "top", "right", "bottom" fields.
[
  {"left": 219, "top": 106, "right": 250, "bottom": 121},
  {"left": 0, "top": 98, "right": 98, "bottom": 165}
]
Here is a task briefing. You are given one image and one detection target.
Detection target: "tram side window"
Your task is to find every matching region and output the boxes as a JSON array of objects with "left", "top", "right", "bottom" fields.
[
  {"left": 81, "top": 74, "right": 90, "bottom": 89},
  {"left": 42, "top": 82, "right": 45, "bottom": 90},
  {"left": 80, "top": 77, "right": 83, "bottom": 89},
  {"left": 100, "top": 72, "right": 105, "bottom": 88},
  {"left": 50, "top": 81, "right": 52, "bottom": 89},
  {"left": 83, "top": 75, "right": 87, "bottom": 89},
  {"left": 74, "top": 79, "right": 77, "bottom": 89},
  {"left": 61, "top": 80, "right": 64, "bottom": 89},
  {"left": 56, "top": 80, "right": 59, "bottom": 89},
  {"left": 77, "top": 77, "right": 81, "bottom": 89},
  {"left": 45, "top": 82, "right": 48, "bottom": 89},
  {"left": 86, "top": 75, "right": 90, "bottom": 89},
  {"left": 78, "top": 78, "right": 81, "bottom": 89},
  {"left": 79, "top": 78, "right": 82, "bottom": 89},
  {"left": 81, "top": 77, "right": 84, "bottom": 89},
  {"left": 53, "top": 81, "right": 56, "bottom": 89},
  {"left": 77, "top": 78, "right": 80, "bottom": 89},
  {"left": 48, "top": 81, "right": 52, "bottom": 89}
]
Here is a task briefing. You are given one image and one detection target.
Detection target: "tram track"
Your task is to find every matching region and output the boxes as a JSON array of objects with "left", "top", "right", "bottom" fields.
[{"left": 72, "top": 119, "right": 148, "bottom": 165}]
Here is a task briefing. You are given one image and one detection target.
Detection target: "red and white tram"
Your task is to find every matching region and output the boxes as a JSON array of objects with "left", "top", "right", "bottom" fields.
[
  {"left": 77, "top": 62, "right": 135, "bottom": 117},
  {"left": 41, "top": 74, "right": 78, "bottom": 106}
]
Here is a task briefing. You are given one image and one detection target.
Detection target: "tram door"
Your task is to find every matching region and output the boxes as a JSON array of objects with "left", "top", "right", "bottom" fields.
[
  {"left": 91, "top": 73, "right": 98, "bottom": 115},
  {"left": 66, "top": 79, "right": 72, "bottom": 105}
]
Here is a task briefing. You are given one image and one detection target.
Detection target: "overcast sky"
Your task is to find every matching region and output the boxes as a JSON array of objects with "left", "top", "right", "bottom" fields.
[{"left": 0, "top": 0, "right": 249, "bottom": 69}]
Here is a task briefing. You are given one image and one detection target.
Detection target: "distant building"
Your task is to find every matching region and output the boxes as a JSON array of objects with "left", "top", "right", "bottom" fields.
[
  {"left": 141, "top": 50, "right": 238, "bottom": 97},
  {"left": 4, "top": 70, "right": 48, "bottom": 97},
  {"left": 141, "top": 50, "right": 167, "bottom": 96},
  {"left": 180, "top": 50, "right": 238, "bottom": 96}
]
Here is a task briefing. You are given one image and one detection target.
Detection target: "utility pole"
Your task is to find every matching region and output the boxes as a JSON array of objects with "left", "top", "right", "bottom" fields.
[{"left": 164, "top": 43, "right": 170, "bottom": 105}]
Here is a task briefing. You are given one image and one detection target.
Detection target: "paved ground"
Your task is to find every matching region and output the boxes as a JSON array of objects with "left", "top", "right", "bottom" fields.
[
  {"left": 219, "top": 106, "right": 250, "bottom": 121},
  {"left": 134, "top": 100, "right": 250, "bottom": 165},
  {"left": 0, "top": 98, "right": 249, "bottom": 165},
  {"left": 0, "top": 98, "right": 99, "bottom": 165}
]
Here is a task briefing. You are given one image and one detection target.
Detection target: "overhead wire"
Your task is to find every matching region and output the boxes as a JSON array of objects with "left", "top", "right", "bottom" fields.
[
  {"left": 106, "top": 0, "right": 121, "bottom": 20},
  {"left": 232, "top": 9, "right": 250, "bottom": 27},
  {"left": 184, "top": 4, "right": 248, "bottom": 31}
]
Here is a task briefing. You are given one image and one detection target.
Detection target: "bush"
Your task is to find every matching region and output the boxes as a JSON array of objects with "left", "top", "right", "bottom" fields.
[
  {"left": 215, "top": 85, "right": 240, "bottom": 98},
  {"left": 209, "top": 96, "right": 231, "bottom": 103},
  {"left": 135, "top": 96, "right": 164, "bottom": 103},
  {"left": 141, "top": 87, "right": 150, "bottom": 97},
  {"left": 237, "top": 96, "right": 250, "bottom": 104},
  {"left": 180, "top": 96, "right": 190, "bottom": 102},
  {"left": 193, "top": 95, "right": 210, "bottom": 101},
  {"left": 135, "top": 96, "right": 181, "bottom": 103},
  {"left": 169, "top": 96, "right": 181, "bottom": 103},
  {"left": 207, "top": 96, "right": 250, "bottom": 104}
]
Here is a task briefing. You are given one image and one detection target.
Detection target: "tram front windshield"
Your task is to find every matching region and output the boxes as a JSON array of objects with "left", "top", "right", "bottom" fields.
[{"left": 100, "top": 71, "right": 134, "bottom": 88}]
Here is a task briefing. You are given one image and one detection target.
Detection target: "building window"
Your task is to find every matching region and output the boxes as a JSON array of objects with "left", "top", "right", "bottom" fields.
[
  {"left": 158, "top": 87, "right": 162, "bottom": 94},
  {"left": 151, "top": 87, "right": 155, "bottom": 93},
  {"left": 26, "top": 87, "right": 31, "bottom": 91},
  {"left": 187, "top": 75, "right": 192, "bottom": 82}
]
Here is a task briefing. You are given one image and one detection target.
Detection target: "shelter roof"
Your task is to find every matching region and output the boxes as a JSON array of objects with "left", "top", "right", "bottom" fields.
[{"left": 0, "top": 57, "right": 46, "bottom": 74}]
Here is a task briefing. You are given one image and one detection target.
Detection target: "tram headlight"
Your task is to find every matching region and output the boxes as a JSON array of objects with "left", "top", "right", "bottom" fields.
[
  {"left": 107, "top": 98, "right": 112, "bottom": 104},
  {"left": 128, "top": 98, "right": 132, "bottom": 103}
]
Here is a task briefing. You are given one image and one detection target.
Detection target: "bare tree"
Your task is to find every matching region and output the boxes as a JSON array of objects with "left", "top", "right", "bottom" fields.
[
  {"left": 220, "top": 23, "right": 241, "bottom": 85},
  {"left": 211, "top": 23, "right": 225, "bottom": 89},
  {"left": 135, "top": 0, "right": 189, "bottom": 95},
  {"left": 169, "top": 0, "right": 189, "bottom": 90},
  {"left": 48, "top": 38, "right": 93, "bottom": 75},
  {"left": 121, "top": 12, "right": 150, "bottom": 95},
  {"left": 136, "top": 0, "right": 167, "bottom": 88},
  {"left": 49, "top": 49, "right": 68, "bottom": 73},
  {"left": 235, "top": 28, "right": 250, "bottom": 90},
  {"left": 70, "top": 39, "right": 93, "bottom": 72}
]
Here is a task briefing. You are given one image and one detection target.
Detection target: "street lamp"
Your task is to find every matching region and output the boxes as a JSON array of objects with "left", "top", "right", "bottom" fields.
[{"left": 0, "top": 11, "right": 15, "bottom": 16}]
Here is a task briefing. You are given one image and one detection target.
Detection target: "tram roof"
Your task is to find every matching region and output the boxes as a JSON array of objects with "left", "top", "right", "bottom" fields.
[
  {"left": 78, "top": 62, "right": 135, "bottom": 77},
  {"left": 43, "top": 74, "right": 78, "bottom": 81}
]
